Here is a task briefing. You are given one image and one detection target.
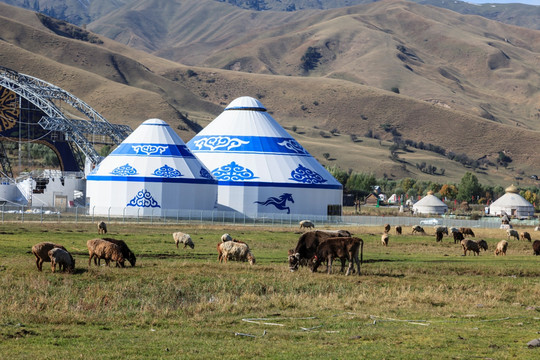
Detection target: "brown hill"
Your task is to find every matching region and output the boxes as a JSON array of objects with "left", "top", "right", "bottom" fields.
[{"left": 1, "top": 2, "right": 539, "bottom": 186}]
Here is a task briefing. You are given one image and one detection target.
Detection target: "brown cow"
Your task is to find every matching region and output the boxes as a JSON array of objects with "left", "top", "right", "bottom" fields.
[
  {"left": 310, "top": 237, "right": 363, "bottom": 276},
  {"left": 453, "top": 231, "right": 465, "bottom": 244},
  {"left": 533, "top": 240, "right": 540, "bottom": 256},
  {"left": 288, "top": 230, "right": 351, "bottom": 271}
]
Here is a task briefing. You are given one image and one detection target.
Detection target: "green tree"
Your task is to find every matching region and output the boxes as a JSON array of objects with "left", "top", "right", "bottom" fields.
[
  {"left": 326, "top": 165, "right": 349, "bottom": 186},
  {"left": 345, "top": 172, "right": 377, "bottom": 197},
  {"left": 457, "top": 172, "right": 482, "bottom": 202}
]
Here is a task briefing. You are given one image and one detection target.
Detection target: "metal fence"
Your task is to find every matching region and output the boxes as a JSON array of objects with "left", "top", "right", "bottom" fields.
[{"left": 1, "top": 204, "right": 537, "bottom": 229}]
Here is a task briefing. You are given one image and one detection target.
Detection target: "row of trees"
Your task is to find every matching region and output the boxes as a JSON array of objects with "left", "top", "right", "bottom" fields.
[{"left": 326, "top": 166, "right": 539, "bottom": 207}]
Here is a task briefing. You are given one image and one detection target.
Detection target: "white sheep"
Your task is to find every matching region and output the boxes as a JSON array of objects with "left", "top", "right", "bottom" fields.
[
  {"left": 97, "top": 221, "right": 107, "bottom": 235},
  {"left": 173, "top": 232, "right": 194, "bottom": 249},
  {"left": 299, "top": 220, "right": 315, "bottom": 230},
  {"left": 48, "top": 248, "right": 75, "bottom": 273},
  {"left": 494, "top": 240, "right": 508, "bottom": 256},
  {"left": 221, "top": 233, "right": 232, "bottom": 242},
  {"left": 506, "top": 229, "right": 519, "bottom": 241},
  {"left": 218, "top": 241, "right": 255, "bottom": 265}
]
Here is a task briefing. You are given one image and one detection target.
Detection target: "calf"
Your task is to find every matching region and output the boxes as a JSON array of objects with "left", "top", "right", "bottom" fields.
[{"left": 310, "top": 237, "right": 363, "bottom": 276}]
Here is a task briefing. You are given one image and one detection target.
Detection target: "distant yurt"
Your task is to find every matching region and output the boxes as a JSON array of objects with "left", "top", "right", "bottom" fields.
[
  {"left": 186, "top": 96, "right": 343, "bottom": 217},
  {"left": 489, "top": 185, "right": 534, "bottom": 218},
  {"left": 86, "top": 119, "right": 217, "bottom": 216},
  {"left": 412, "top": 191, "right": 448, "bottom": 215}
]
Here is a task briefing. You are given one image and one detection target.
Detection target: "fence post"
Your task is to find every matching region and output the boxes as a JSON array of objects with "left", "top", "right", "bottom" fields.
[
  {"left": 41, "top": 205, "right": 44, "bottom": 223},
  {"left": 75, "top": 206, "right": 78, "bottom": 223},
  {"left": 108, "top": 207, "right": 111, "bottom": 222},
  {"left": 177, "top": 210, "right": 179, "bottom": 224},
  {"left": 1, "top": 203, "right": 4, "bottom": 223},
  {"left": 137, "top": 208, "right": 140, "bottom": 223},
  {"left": 123, "top": 207, "right": 125, "bottom": 223},
  {"left": 92, "top": 206, "right": 95, "bottom": 223},
  {"left": 21, "top": 205, "right": 24, "bottom": 223}
]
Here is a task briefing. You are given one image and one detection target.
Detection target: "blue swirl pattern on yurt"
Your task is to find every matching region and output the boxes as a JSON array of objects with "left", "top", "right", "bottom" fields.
[
  {"left": 153, "top": 165, "right": 182, "bottom": 178},
  {"left": 111, "top": 163, "right": 138, "bottom": 176},
  {"left": 127, "top": 189, "right": 161, "bottom": 208},
  {"left": 289, "top": 164, "right": 327, "bottom": 184},
  {"left": 189, "top": 136, "right": 309, "bottom": 156},
  {"left": 212, "top": 161, "right": 257, "bottom": 181},
  {"left": 199, "top": 168, "right": 213, "bottom": 180}
]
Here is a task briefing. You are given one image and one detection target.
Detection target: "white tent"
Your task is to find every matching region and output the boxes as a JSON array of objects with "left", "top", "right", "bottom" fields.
[
  {"left": 489, "top": 185, "right": 534, "bottom": 218},
  {"left": 412, "top": 191, "right": 448, "bottom": 215},
  {"left": 186, "top": 96, "right": 343, "bottom": 217},
  {"left": 86, "top": 118, "right": 217, "bottom": 216}
]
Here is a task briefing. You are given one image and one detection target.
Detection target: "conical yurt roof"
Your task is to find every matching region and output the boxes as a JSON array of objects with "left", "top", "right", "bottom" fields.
[
  {"left": 412, "top": 191, "right": 448, "bottom": 214},
  {"left": 186, "top": 96, "right": 342, "bottom": 216},
  {"left": 186, "top": 97, "right": 341, "bottom": 188},
  {"left": 86, "top": 118, "right": 217, "bottom": 215}
]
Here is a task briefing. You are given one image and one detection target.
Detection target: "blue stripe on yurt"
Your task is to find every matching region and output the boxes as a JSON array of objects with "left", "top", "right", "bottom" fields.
[
  {"left": 216, "top": 180, "right": 342, "bottom": 190},
  {"left": 86, "top": 175, "right": 217, "bottom": 184},
  {"left": 188, "top": 136, "right": 309, "bottom": 155},
  {"left": 225, "top": 106, "right": 266, "bottom": 112},
  {"left": 110, "top": 143, "right": 195, "bottom": 157}
]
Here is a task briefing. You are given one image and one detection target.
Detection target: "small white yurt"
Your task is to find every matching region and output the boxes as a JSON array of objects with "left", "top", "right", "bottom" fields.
[
  {"left": 412, "top": 191, "right": 448, "bottom": 215},
  {"left": 489, "top": 185, "right": 534, "bottom": 218},
  {"left": 186, "top": 96, "right": 343, "bottom": 218},
  {"left": 86, "top": 119, "right": 217, "bottom": 216}
]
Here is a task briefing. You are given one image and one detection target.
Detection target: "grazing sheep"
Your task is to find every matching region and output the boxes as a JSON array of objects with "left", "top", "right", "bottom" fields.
[
  {"left": 299, "top": 220, "right": 315, "bottom": 230},
  {"left": 534, "top": 226, "right": 540, "bottom": 232},
  {"left": 383, "top": 224, "right": 391, "bottom": 234},
  {"left": 97, "top": 221, "right": 107, "bottom": 235},
  {"left": 477, "top": 239, "right": 488, "bottom": 252},
  {"left": 381, "top": 233, "right": 389, "bottom": 246},
  {"left": 412, "top": 225, "right": 425, "bottom": 235},
  {"left": 101, "top": 238, "right": 136, "bottom": 267},
  {"left": 460, "top": 228, "right": 475, "bottom": 237},
  {"left": 461, "top": 239, "right": 481, "bottom": 256},
  {"left": 434, "top": 226, "right": 448, "bottom": 236},
  {"left": 494, "top": 240, "right": 508, "bottom": 256},
  {"left": 87, "top": 238, "right": 125, "bottom": 267},
  {"left": 31, "top": 242, "right": 71, "bottom": 271},
  {"left": 450, "top": 227, "right": 459, "bottom": 234},
  {"left": 218, "top": 240, "right": 255, "bottom": 265},
  {"left": 221, "top": 233, "right": 232, "bottom": 242},
  {"left": 395, "top": 225, "right": 402, "bottom": 235},
  {"left": 533, "top": 240, "right": 540, "bottom": 255},
  {"left": 507, "top": 229, "right": 519, "bottom": 241},
  {"left": 173, "top": 232, "right": 194, "bottom": 249},
  {"left": 453, "top": 231, "right": 465, "bottom": 244},
  {"left": 48, "top": 248, "right": 75, "bottom": 273},
  {"left": 435, "top": 231, "right": 444, "bottom": 242},
  {"left": 520, "top": 231, "right": 532, "bottom": 242}
]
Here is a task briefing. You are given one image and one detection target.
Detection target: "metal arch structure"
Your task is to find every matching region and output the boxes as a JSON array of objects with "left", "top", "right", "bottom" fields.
[{"left": 0, "top": 66, "right": 131, "bottom": 175}]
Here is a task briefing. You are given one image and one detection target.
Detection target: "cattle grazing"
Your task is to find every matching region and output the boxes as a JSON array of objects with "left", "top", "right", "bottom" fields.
[
  {"left": 460, "top": 228, "right": 475, "bottom": 237},
  {"left": 381, "top": 233, "right": 389, "bottom": 246},
  {"left": 453, "top": 231, "right": 465, "bottom": 244},
  {"left": 435, "top": 231, "right": 444, "bottom": 242},
  {"left": 288, "top": 230, "right": 351, "bottom": 272},
  {"left": 494, "top": 240, "right": 508, "bottom": 256},
  {"left": 395, "top": 225, "right": 402, "bottom": 235},
  {"left": 434, "top": 226, "right": 448, "bottom": 236},
  {"left": 299, "top": 220, "right": 315, "bottom": 230},
  {"left": 310, "top": 237, "right": 363, "bottom": 276},
  {"left": 97, "top": 221, "right": 107, "bottom": 235},
  {"left": 383, "top": 224, "right": 390, "bottom": 234},
  {"left": 533, "top": 240, "right": 540, "bottom": 256},
  {"left": 506, "top": 229, "right": 519, "bottom": 241},
  {"left": 520, "top": 231, "right": 532, "bottom": 242},
  {"left": 412, "top": 225, "right": 425, "bottom": 235}
]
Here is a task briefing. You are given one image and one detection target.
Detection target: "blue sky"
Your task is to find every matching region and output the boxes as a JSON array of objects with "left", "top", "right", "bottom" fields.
[{"left": 465, "top": 0, "right": 539, "bottom": 4}]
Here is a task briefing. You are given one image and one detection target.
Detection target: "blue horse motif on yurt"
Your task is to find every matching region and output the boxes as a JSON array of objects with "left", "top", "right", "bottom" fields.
[{"left": 255, "top": 193, "right": 294, "bottom": 214}]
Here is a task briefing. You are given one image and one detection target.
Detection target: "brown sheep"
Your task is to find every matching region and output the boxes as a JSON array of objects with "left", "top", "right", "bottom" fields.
[
  {"left": 48, "top": 248, "right": 75, "bottom": 273},
  {"left": 97, "top": 221, "right": 107, "bottom": 235},
  {"left": 87, "top": 238, "right": 125, "bottom": 267},
  {"left": 507, "top": 229, "right": 519, "bottom": 241},
  {"left": 383, "top": 224, "right": 391, "bottom": 234},
  {"left": 520, "top": 231, "right": 532, "bottom": 242},
  {"left": 31, "top": 242, "right": 71, "bottom": 271},
  {"left": 461, "top": 239, "right": 480, "bottom": 256},
  {"left": 460, "top": 227, "right": 475, "bottom": 237},
  {"left": 533, "top": 240, "right": 540, "bottom": 256},
  {"left": 395, "top": 225, "right": 402, "bottom": 235},
  {"left": 494, "top": 240, "right": 508, "bottom": 256},
  {"left": 101, "top": 238, "right": 136, "bottom": 267},
  {"left": 453, "top": 231, "right": 465, "bottom": 244},
  {"left": 381, "top": 233, "right": 389, "bottom": 247},
  {"left": 412, "top": 225, "right": 425, "bottom": 235}
]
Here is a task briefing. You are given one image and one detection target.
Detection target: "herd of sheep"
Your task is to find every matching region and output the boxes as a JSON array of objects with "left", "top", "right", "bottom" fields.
[{"left": 29, "top": 219, "right": 540, "bottom": 274}]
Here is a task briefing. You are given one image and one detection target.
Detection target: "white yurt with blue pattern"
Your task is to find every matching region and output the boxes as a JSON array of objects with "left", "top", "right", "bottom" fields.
[
  {"left": 186, "top": 96, "right": 342, "bottom": 218},
  {"left": 86, "top": 118, "right": 217, "bottom": 216}
]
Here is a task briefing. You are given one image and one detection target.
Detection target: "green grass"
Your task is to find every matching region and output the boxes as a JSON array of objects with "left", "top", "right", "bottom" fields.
[{"left": 0, "top": 223, "right": 539, "bottom": 359}]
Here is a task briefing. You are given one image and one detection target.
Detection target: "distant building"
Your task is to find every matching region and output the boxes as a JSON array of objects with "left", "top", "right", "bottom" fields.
[
  {"left": 489, "top": 185, "right": 534, "bottom": 218},
  {"left": 412, "top": 191, "right": 448, "bottom": 215}
]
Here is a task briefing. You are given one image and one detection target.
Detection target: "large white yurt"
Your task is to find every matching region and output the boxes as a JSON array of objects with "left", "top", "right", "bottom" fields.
[
  {"left": 86, "top": 119, "right": 217, "bottom": 216},
  {"left": 489, "top": 185, "right": 534, "bottom": 218},
  {"left": 186, "top": 96, "right": 343, "bottom": 218},
  {"left": 412, "top": 191, "right": 448, "bottom": 215}
]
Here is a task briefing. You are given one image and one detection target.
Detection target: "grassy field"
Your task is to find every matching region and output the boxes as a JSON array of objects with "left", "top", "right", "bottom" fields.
[{"left": 0, "top": 222, "right": 539, "bottom": 359}]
